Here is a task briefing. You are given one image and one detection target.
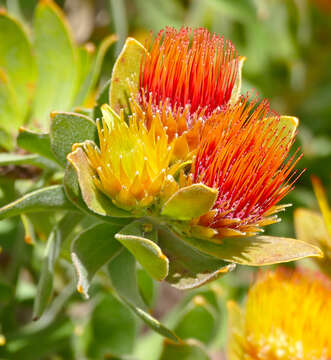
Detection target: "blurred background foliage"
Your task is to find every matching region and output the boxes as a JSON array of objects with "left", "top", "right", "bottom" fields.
[{"left": 0, "top": 0, "right": 330, "bottom": 359}]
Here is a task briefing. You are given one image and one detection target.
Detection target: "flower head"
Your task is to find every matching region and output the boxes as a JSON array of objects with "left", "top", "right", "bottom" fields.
[
  {"left": 228, "top": 268, "right": 331, "bottom": 360},
  {"left": 186, "top": 96, "right": 302, "bottom": 238},
  {"left": 130, "top": 27, "right": 240, "bottom": 159},
  {"left": 140, "top": 26, "right": 239, "bottom": 116},
  {"left": 82, "top": 105, "right": 180, "bottom": 212}
]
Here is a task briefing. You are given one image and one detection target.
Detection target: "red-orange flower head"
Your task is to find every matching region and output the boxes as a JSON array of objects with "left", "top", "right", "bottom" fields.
[
  {"left": 132, "top": 27, "right": 240, "bottom": 159},
  {"left": 188, "top": 96, "right": 303, "bottom": 238}
]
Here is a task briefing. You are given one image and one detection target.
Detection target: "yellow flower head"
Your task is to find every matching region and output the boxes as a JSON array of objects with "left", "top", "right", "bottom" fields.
[
  {"left": 228, "top": 268, "right": 331, "bottom": 360},
  {"left": 83, "top": 104, "right": 181, "bottom": 212}
]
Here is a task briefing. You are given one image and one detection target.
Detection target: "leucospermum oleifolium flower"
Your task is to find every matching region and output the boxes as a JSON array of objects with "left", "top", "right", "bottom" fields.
[
  {"left": 67, "top": 26, "right": 322, "bottom": 276},
  {"left": 228, "top": 268, "right": 331, "bottom": 360},
  {"left": 171, "top": 96, "right": 303, "bottom": 240}
]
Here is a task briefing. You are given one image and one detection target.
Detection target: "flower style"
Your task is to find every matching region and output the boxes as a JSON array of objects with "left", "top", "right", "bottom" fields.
[
  {"left": 176, "top": 96, "right": 302, "bottom": 239},
  {"left": 228, "top": 268, "right": 331, "bottom": 360},
  {"left": 128, "top": 26, "right": 240, "bottom": 159}
]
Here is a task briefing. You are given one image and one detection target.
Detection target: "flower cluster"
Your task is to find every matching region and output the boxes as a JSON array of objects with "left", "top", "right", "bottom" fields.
[
  {"left": 228, "top": 269, "right": 331, "bottom": 360},
  {"left": 69, "top": 26, "right": 302, "bottom": 241}
]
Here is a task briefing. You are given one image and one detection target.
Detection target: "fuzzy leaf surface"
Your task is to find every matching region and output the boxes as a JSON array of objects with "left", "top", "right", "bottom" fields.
[
  {"left": 71, "top": 222, "right": 123, "bottom": 298},
  {"left": 161, "top": 184, "right": 218, "bottom": 221},
  {"left": 115, "top": 220, "right": 169, "bottom": 281},
  {"left": 182, "top": 235, "right": 323, "bottom": 266},
  {"left": 0, "top": 185, "right": 75, "bottom": 219}
]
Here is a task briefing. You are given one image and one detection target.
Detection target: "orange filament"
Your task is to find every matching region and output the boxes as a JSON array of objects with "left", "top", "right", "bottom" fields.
[
  {"left": 140, "top": 27, "right": 239, "bottom": 118},
  {"left": 192, "top": 96, "right": 303, "bottom": 237}
]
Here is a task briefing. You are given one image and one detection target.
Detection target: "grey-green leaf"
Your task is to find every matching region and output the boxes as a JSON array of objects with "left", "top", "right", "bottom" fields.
[
  {"left": 32, "top": 0, "right": 78, "bottom": 127},
  {"left": 182, "top": 235, "right": 323, "bottom": 266},
  {"left": 17, "top": 128, "right": 59, "bottom": 163},
  {"left": 50, "top": 112, "right": 97, "bottom": 166},
  {"left": 0, "top": 185, "right": 75, "bottom": 220},
  {"left": 0, "top": 153, "right": 58, "bottom": 170},
  {"left": 85, "top": 294, "right": 137, "bottom": 358},
  {"left": 0, "top": 10, "right": 36, "bottom": 129},
  {"left": 115, "top": 220, "right": 169, "bottom": 281},
  {"left": 159, "top": 340, "right": 210, "bottom": 360},
  {"left": 108, "top": 249, "right": 178, "bottom": 341},
  {"left": 71, "top": 223, "right": 123, "bottom": 298},
  {"left": 161, "top": 184, "right": 218, "bottom": 221},
  {"left": 33, "top": 226, "right": 61, "bottom": 320},
  {"left": 158, "top": 227, "right": 235, "bottom": 290}
]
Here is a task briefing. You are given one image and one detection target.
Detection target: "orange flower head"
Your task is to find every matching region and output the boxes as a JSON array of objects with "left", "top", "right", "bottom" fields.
[
  {"left": 131, "top": 27, "right": 240, "bottom": 159},
  {"left": 140, "top": 26, "right": 238, "bottom": 117},
  {"left": 189, "top": 96, "right": 303, "bottom": 238},
  {"left": 228, "top": 268, "right": 331, "bottom": 360}
]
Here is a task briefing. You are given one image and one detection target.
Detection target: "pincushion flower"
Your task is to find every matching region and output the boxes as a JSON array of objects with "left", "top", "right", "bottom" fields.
[
  {"left": 228, "top": 268, "right": 331, "bottom": 360},
  {"left": 64, "top": 27, "right": 322, "bottom": 288},
  {"left": 110, "top": 26, "right": 242, "bottom": 160},
  {"left": 168, "top": 96, "right": 303, "bottom": 239}
]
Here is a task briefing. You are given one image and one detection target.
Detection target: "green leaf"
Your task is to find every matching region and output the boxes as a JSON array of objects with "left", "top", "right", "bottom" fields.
[
  {"left": 17, "top": 128, "right": 58, "bottom": 163},
  {"left": 0, "top": 185, "right": 75, "bottom": 220},
  {"left": 50, "top": 112, "right": 97, "bottom": 166},
  {"left": 0, "top": 317, "right": 74, "bottom": 360},
  {"left": 174, "top": 296, "right": 218, "bottom": 345},
  {"left": 182, "top": 235, "right": 323, "bottom": 266},
  {"left": 109, "top": 37, "right": 146, "bottom": 114},
  {"left": 0, "top": 127, "right": 13, "bottom": 150},
  {"left": 161, "top": 184, "right": 218, "bottom": 221},
  {"left": 137, "top": 268, "right": 156, "bottom": 308},
  {"left": 0, "top": 153, "right": 58, "bottom": 170},
  {"left": 67, "top": 146, "right": 131, "bottom": 217},
  {"left": 93, "top": 78, "right": 111, "bottom": 120},
  {"left": 0, "top": 10, "right": 36, "bottom": 127},
  {"left": 115, "top": 220, "right": 169, "bottom": 281},
  {"left": 0, "top": 281, "right": 13, "bottom": 304},
  {"left": 109, "top": 0, "right": 128, "bottom": 55},
  {"left": 85, "top": 294, "right": 137, "bottom": 358},
  {"left": 71, "top": 222, "right": 123, "bottom": 298},
  {"left": 0, "top": 68, "right": 18, "bottom": 150},
  {"left": 159, "top": 340, "right": 210, "bottom": 360},
  {"left": 108, "top": 249, "right": 147, "bottom": 310},
  {"left": 74, "top": 34, "right": 117, "bottom": 106},
  {"left": 32, "top": 0, "right": 78, "bottom": 127},
  {"left": 108, "top": 249, "right": 178, "bottom": 341},
  {"left": 33, "top": 225, "right": 61, "bottom": 320},
  {"left": 158, "top": 226, "right": 235, "bottom": 289}
]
